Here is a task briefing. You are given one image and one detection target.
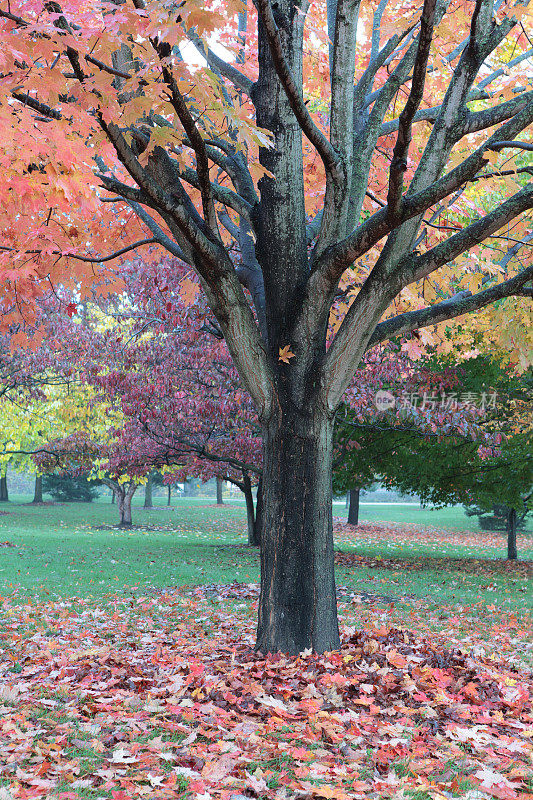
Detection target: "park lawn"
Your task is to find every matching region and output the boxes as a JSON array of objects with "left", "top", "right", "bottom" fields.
[
  {"left": 335, "top": 500, "right": 533, "bottom": 533},
  {"left": 0, "top": 496, "right": 531, "bottom": 614}
]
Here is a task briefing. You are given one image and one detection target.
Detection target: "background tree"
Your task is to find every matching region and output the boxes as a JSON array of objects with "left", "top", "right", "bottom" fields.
[
  {"left": 337, "top": 355, "right": 533, "bottom": 559},
  {"left": 1, "top": 0, "right": 533, "bottom": 651},
  {"left": 42, "top": 473, "right": 100, "bottom": 503},
  {"left": 36, "top": 432, "right": 144, "bottom": 528}
]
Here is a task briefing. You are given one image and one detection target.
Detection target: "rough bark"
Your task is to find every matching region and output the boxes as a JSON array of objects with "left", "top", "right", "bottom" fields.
[
  {"left": 256, "top": 404, "right": 340, "bottom": 655},
  {"left": 506, "top": 507, "right": 518, "bottom": 561},
  {"left": 0, "top": 474, "right": 8, "bottom": 502},
  {"left": 167, "top": 484, "right": 171, "bottom": 506},
  {"left": 216, "top": 476, "right": 224, "bottom": 505},
  {"left": 347, "top": 487, "right": 360, "bottom": 526},
  {"left": 117, "top": 489, "right": 134, "bottom": 528},
  {"left": 144, "top": 472, "right": 153, "bottom": 508},
  {"left": 32, "top": 474, "right": 43, "bottom": 504}
]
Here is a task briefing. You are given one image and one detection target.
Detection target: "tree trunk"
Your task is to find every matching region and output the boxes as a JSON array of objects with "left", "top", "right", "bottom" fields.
[
  {"left": 167, "top": 484, "right": 171, "bottom": 506},
  {"left": 117, "top": 488, "right": 134, "bottom": 528},
  {"left": 243, "top": 473, "right": 260, "bottom": 546},
  {"left": 216, "top": 477, "right": 224, "bottom": 505},
  {"left": 144, "top": 472, "right": 153, "bottom": 509},
  {"left": 0, "top": 474, "right": 8, "bottom": 502},
  {"left": 111, "top": 490, "right": 115, "bottom": 504},
  {"left": 256, "top": 407, "right": 340, "bottom": 655},
  {"left": 32, "top": 475, "right": 43, "bottom": 504},
  {"left": 507, "top": 507, "right": 518, "bottom": 560},
  {"left": 254, "top": 475, "right": 264, "bottom": 548},
  {"left": 348, "top": 488, "right": 360, "bottom": 526}
]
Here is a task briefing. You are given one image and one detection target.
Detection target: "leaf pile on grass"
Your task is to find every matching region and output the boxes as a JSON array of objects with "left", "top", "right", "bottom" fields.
[
  {"left": 334, "top": 551, "right": 533, "bottom": 578},
  {"left": 0, "top": 586, "right": 532, "bottom": 800},
  {"left": 333, "top": 520, "right": 533, "bottom": 557}
]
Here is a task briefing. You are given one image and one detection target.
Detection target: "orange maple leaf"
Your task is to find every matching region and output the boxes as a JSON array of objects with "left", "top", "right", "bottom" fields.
[
  {"left": 279, "top": 345, "right": 296, "bottom": 363},
  {"left": 178, "top": 277, "right": 201, "bottom": 306}
]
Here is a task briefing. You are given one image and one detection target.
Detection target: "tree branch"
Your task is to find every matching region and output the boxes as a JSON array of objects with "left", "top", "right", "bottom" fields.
[
  {"left": 476, "top": 45, "right": 533, "bottom": 91},
  {"left": 254, "top": 0, "right": 341, "bottom": 178},
  {"left": 0, "top": 8, "right": 28, "bottom": 26},
  {"left": 176, "top": 164, "right": 252, "bottom": 220},
  {"left": 387, "top": 0, "right": 438, "bottom": 216},
  {"left": 85, "top": 54, "right": 131, "bottom": 80},
  {"left": 11, "top": 92, "right": 62, "bottom": 120},
  {"left": 465, "top": 90, "right": 533, "bottom": 135},
  {"left": 489, "top": 140, "right": 533, "bottom": 153},
  {"left": 152, "top": 39, "right": 220, "bottom": 236},
  {"left": 0, "top": 238, "right": 158, "bottom": 263},
  {"left": 313, "top": 93, "right": 533, "bottom": 285},
  {"left": 186, "top": 30, "right": 254, "bottom": 95},
  {"left": 126, "top": 202, "right": 188, "bottom": 261},
  {"left": 368, "top": 263, "right": 533, "bottom": 346},
  {"left": 396, "top": 183, "right": 533, "bottom": 287}
]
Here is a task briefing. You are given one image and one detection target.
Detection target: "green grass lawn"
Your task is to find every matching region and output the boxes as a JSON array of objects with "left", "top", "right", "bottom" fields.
[
  {"left": 336, "top": 499, "right": 533, "bottom": 532},
  {"left": 0, "top": 494, "right": 531, "bottom": 612}
]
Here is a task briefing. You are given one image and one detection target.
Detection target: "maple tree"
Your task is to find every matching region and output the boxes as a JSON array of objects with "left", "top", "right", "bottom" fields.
[
  {"left": 1, "top": 0, "right": 533, "bottom": 652},
  {"left": 49, "top": 258, "right": 264, "bottom": 539}
]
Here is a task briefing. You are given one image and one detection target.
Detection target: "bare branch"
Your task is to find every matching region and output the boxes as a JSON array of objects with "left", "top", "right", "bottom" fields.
[
  {"left": 489, "top": 140, "right": 533, "bottom": 152},
  {"left": 498, "top": 230, "right": 533, "bottom": 269},
  {"left": 151, "top": 39, "right": 220, "bottom": 236},
  {"left": 356, "top": 23, "right": 418, "bottom": 112},
  {"left": 476, "top": 46, "right": 533, "bottom": 91},
  {"left": 0, "top": 8, "right": 28, "bottom": 26},
  {"left": 396, "top": 183, "right": 533, "bottom": 287},
  {"left": 66, "top": 238, "right": 157, "bottom": 263},
  {"left": 85, "top": 54, "right": 131, "bottom": 80},
  {"left": 98, "top": 173, "right": 149, "bottom": 204},
  {"left": 186, "top": 30, "right": 254, "bottom": 95},
  {"left": 314, "top": 84, "right": 533, "bottom": 285},
  {"left": 317, "top": 0, "right": 362, "bottom": 248},
  {"left": 465, "top": 165, "right": 533, "bottom": 182},
  {"left": 379, "top": 105, "right": 440, "bottom": 136},
  {"left": 176, "top": 163, "right": 252, "bottom": 219},
  {"left": 387, "top": 0, "right": 438, "bottom": 216},
  {"left": 465, "top": 90, "right": 533, "bottom": 134},
  {"left": 255, "top": 0, "right": 341, "bottom": 179},
  {"left": 127, "top": 201, "right": 188, "bottom": 261},
  {"left": 0, "top": 238, "right": 158, "bottom": 262},
  {"left": 370, "top": 0, "right": 390, "bottom": 61},
  {"left": 11, "top": 92, "right": 62, "bottom": 120}
]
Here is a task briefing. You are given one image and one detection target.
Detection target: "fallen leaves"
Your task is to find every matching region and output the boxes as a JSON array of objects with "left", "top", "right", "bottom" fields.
[
  {"left": 334, "top": 549, "right": 533, "bottom": 578},
  {"left": 0, "top": 584, "right": 531, "bottom": 799}
]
